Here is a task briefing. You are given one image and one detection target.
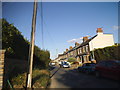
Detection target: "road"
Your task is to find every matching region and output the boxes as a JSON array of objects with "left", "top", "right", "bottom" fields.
[{"left": 49, "top": 66, "right": 120, "bottom": 88}]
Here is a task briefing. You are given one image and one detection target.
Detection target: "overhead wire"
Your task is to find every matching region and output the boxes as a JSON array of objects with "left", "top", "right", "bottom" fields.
[
  {"left": 38, "top": 1, "right": 57, "bottom": 59},
  {"left": 40, "top": 0, "right": 44, "bottom": 49},
  {"left": 38, "top": 1, "right": 56, "bottom": 49},
  {"left": 37, "top": 0, "right": 44, "bottom": 49}
]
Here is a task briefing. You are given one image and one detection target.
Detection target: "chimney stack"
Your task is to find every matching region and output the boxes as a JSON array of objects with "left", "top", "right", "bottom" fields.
[
  {"left": 96, "top": 28, "right": 103, "bottom": 35},
  {"left": 83, "top": 36, "right": 88, "bottom": 42},
  {"left": 69, "top": 46, "right": 73, "bottom": 50},
  {"left": 75, "top": 42, "right": 80, "bottom": 46},
  {"left": 64, "top": 51, "right": 66, "bottom": 54},
  {"left": 66, "top": 49, "right": 68, "bottom": 52}
]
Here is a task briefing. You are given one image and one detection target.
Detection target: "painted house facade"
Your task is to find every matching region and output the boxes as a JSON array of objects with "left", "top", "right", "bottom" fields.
[{"left": 57, "top": 28, "right": 114, "bottom": 63}]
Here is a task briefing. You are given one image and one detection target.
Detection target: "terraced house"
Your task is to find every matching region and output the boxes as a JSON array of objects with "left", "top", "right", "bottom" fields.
[{"left": 57, "top": 28, "right": 114, "bottom": 63}]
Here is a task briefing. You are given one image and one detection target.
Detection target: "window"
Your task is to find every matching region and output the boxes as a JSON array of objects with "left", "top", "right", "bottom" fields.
[
  {"left": 80, "top": 56, "right": 82, "bottom": 61},
  {"left": 74, "top": 50, "right": 76, "bottom": 56},
  {"left": 83, "top": 55, "right": 87, "bottom": 62},
  {"left": 83, "top": 46, "right": 85, "bottom": 52},
  {"left": 70, "top": 52, "right": 72, "bottom": 56},
  {"left": 77, "top": 49, "right": 79, "bottom": 54},
  {"left": 72, "top": 51, "right": 74, "bottom": 55},
  {"left": 80, "top": 48, "right": 82, "bottom": 53},
  {"left": 86, "top": 45, "right": 89, "bottom": 52},
  {"left": 71, "top": 51, "right": 72, "bottom": 56},
  {"left": 84, "top": 46, "right": 86, "bottom": 52},
  {"left": 68, "top": 53, "right": 70, "bottom": 57},
  {"left": 78, "top": 48, "right": 80, "bottom": 54}
]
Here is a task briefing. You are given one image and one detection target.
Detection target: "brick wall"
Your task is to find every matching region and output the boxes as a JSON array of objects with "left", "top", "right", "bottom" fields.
[{"left": 0, "top": 50, "right": 5, "bottom": 89}]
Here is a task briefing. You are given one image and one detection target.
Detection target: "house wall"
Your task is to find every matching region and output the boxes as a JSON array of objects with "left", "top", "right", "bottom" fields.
[{"left": 89, "top": 34, "right": 114, "bottom": 51}]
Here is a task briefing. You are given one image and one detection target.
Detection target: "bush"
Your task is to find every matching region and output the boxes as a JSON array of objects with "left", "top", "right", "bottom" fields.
[
  {"left": 68, "top": 57, "right": 77, "bottom": 63},
  {"left": 94, "top": 45, "right": 120, "bottom": 62},
  {"left": 2, "top": 18, "right": 51, "bottom": 69}
]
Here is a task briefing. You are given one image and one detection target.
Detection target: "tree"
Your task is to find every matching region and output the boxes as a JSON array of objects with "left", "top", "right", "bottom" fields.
[{"left": 2, "top": 18, "right": 51, "bottom": 68}]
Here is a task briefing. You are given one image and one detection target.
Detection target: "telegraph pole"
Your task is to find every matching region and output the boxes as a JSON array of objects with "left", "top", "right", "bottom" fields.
[{"left": 26, "top": 0, "right": 37, "bottom": 88}]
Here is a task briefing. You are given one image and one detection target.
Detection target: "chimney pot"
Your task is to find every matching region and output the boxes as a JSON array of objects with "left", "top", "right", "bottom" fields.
[
  {"left": 69, "top": 46, "right": 73, "bottom": 50},
  {"left": 83, "top": 36, "right": 88, "bottom": 42},
  {"left": 96, "top": 28, "right": 103, "bottom": 33},
  {"left": 66, "top": 49, "right": 68, "bottom": 52},
  {"left": 75, "top": 42, "right": 80, "bottom": 46}
]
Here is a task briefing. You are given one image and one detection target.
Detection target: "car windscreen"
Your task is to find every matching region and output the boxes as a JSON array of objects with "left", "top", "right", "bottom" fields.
[{"left": 63, "top": 64, "right": 68, "bottom": 65}]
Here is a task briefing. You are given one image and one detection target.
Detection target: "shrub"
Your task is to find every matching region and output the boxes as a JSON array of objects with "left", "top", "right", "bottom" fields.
[
  {"left": 68, "top": 57, "right": 77, "bottom": 63},
  {"left": 94, "top": 45, "right": 120, "bottom": 62},
  {"left": 2, "top": 18, "right": 51, "bottom": 69}
]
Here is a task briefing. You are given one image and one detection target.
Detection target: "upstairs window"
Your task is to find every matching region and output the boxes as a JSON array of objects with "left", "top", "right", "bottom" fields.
[
  {"left": 77, "top": 49, "right": 79, "bottom": 54},
  {"left": 83, "top": 46, "right": 85, "bottom": 52},
  {"left": 86, "top": 45, "right": 89, "bottom": 52},
  {"left": 80, "top": 48, "right": 82, "bottom": 53}
]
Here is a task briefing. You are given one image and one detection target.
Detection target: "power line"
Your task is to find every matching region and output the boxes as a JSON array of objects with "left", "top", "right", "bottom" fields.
[
  {"left": 38, "top": 1, "right": 56, "bottom": 48},
  {"left": 40, "top": 0, "right": 44, "bottom": 49},
  {"left": 37, "top": 1, "right": 44, "bottom": 49},
  {"left": 38, "top": 1, "right": 57, "bottom": 59}
]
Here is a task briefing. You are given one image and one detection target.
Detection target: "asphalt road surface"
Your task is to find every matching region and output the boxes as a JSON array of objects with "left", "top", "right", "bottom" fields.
[{"left": 49, "top": 66, "right": 120, "bottom": 88}]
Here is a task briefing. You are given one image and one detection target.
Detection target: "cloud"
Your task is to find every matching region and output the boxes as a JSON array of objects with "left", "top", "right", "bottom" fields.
[
  {"left": 112, "top": 25, "right": 120, "bottom": 30},
  {"left": 67, "top": 35, "right": 92, "bottom": 43},
  {"left": 67, "top": 38, "right": 83, "bottom": 43}
]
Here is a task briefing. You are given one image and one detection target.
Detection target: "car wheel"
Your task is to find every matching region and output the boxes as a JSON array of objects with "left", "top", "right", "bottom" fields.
[{"left": 95, "top": 71, "right": 101, "bottom": 78}]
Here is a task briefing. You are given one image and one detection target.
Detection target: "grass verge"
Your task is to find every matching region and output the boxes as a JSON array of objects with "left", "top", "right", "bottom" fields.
[{"left": 10, "top": 68, "right": 50, "bottom": 88}]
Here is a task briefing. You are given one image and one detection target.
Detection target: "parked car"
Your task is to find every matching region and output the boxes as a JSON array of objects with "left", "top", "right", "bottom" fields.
[
  {"left": 61, "top": 61, "right": 71, "bottom": 68},
  {"left": 95, "top": 60, "right": 120, "bottom": 80},
  {"left": 49, "top": 62, "right": 56, "bottom": 67},
  {"left": 78, "top": 63, "right": 96, "bottom": 74}
]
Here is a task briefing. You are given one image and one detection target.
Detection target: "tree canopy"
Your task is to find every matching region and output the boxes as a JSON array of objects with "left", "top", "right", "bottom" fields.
[{"left": 2, "top": 18, "right": 50, "bottom": 68}]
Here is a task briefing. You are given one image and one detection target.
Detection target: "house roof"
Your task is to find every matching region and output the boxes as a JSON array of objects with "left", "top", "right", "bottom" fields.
[
  {"left": 76, "top": 33, "right": 113, "bottom": 49},
  {"left": 78, "top": 35, "right": 97, "bottom": 48},
  {"left": 103, "top": 33, "right": 113, "bottom": 35},
  {"left": 59, "top": 31, "right": 113, "bottom": 56},
  {"left": 65, "top": 35, "right": 97, "bottom": 54}
]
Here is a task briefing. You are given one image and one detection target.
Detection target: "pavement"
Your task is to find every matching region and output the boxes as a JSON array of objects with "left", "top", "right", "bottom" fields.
[{"left": 49, "top": 65, "right": 120, "bottom": 88}]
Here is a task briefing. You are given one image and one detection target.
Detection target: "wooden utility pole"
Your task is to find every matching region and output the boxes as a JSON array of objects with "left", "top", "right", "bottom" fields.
[{"left": 26, "top": 0, "right": 37, "bottom": 88}]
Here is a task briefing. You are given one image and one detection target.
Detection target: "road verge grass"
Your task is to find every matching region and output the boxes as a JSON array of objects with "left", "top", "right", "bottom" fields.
[{"left": 10, "top": 68, "right": 50, "bottom": 88}]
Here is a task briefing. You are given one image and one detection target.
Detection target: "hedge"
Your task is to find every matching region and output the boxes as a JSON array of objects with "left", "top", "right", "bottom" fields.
[{"left": 93, "top": 45, "right": 119, "bottom": 62}]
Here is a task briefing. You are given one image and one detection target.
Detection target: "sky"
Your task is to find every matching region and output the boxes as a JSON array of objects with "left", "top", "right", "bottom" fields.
[{"left": 2, "top": 2, "right": 119, "bottom": 59}]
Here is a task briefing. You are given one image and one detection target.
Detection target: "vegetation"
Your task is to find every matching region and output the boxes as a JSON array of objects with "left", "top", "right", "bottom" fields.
[
  {"left": 2, "top": 18, "right": 51, "bottom": 88},
  {"left": 2, "top": 18, "right": 51, "bottom": 69},
  {"left": 93, "top": 45, "right": 120, "bottom": 62},
  {"left": 10, "top": 69, "right": 50, "bottom": 88},
  {"left": 68, "top": 57, "right": 77, "bottom": 63}
]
